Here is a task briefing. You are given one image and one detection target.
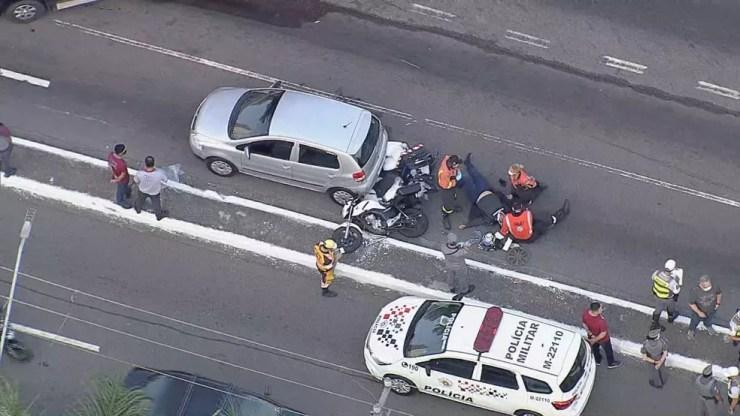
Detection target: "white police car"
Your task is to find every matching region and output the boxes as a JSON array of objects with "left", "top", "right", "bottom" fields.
[{"left": 364, "top": 297, "right": 595, "bottom": 416}]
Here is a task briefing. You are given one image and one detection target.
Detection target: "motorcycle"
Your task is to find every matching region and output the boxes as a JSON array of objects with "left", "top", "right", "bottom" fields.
[{"left": 0, "top": 306, "right": 33, "bottom": 362}]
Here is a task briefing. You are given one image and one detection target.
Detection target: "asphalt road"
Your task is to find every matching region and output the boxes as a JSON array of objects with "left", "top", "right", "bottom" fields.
[
  {"left": 0, "top": 189, "right": 704, "bottom": 416},
  {"left": 2, "top": 0, "right": 738, "bottom": 312}
]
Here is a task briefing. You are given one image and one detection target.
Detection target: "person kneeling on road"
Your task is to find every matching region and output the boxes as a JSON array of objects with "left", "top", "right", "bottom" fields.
[
  {"left": 458, "top": 154, "right": 509, "bottom": 230},
  {"left": 498, "top": 199, "right": 569, "bottom": 243},
  {"left": 499, "top": 163, "right": 546, "bottom": 206}
]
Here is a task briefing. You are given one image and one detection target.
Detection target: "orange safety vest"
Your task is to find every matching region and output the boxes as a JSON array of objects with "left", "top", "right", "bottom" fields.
[
  {"left": 510, "top": 169, "right": 537, "bottom": 189},
  {"left": 437, "top": 155, "right": 458, "bottom": 189},
  {"left": 313, "top": 244, "right": 336, "bottom": 272},
  {"left": 500, "top": 210, "right": 533, "bottom": 241}
]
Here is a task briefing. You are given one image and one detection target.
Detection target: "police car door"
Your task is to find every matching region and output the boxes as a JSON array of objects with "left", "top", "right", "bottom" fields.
[
  {"left": 473, "top": 364, "right": 526, "bottom": 415},
  {"left": 416, "top": 358, "right": 478, "bottom": 405}
]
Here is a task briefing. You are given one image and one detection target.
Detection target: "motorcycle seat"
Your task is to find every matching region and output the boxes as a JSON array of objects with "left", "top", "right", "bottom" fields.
[{"left": 397, "top": 182, "right": 422, "bottom": 196}]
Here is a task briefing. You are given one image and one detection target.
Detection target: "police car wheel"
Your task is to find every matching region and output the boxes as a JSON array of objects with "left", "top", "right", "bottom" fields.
[
  {"left": 385, "top": 375, "right": 415, "bottom": 395},
  {"left": 514, "top": 410, "right": 542, "bottom": 416},
  {"left": 6, "top": 0, "right": 46, "bottom": 23}
]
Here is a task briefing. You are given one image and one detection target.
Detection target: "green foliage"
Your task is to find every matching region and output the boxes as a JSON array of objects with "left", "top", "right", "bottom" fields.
[
  {"left": 0, "top": 377, "right": 32, "bottom": 416},
  {"left": 66, "top": 376, "right": 149, "bottom": 416}
]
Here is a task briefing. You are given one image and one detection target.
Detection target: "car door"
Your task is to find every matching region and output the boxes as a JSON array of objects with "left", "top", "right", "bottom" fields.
[
  {"left": 291, "top": 144, "right": 341, "bottom": 191},
  {"left": 237, "top": 139, "right": 295, "bottom": 182},
  {"left": 416, "top": 358, "right": 478, "bottom": 405},
  {"left": 473, "top": 364, "right": 527, "bottom": 415}
]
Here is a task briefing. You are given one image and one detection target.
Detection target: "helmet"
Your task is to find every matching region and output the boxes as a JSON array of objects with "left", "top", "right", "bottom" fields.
[
  {"left": 447, "top": 155, "right": 462, "bottom": 168},
  {"left": 322, "top": 239, "right": 337, "bottom": 250},
  {"left": 727, "top": 367, "right": 740, "bottom": 378},
  {"left": 511, "top": 201, "right": 524, "bottom": 214},
  {"left": 508, "top": 163, "right": 524, "bottom": 177},
  {"left": 664, "top": 259, "right": 676, "bottom": 271}
]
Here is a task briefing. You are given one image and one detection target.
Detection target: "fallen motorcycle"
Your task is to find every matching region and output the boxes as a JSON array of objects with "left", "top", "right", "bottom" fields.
[{"left": 467, "top": 229, "right": 529, "bottom": 266}]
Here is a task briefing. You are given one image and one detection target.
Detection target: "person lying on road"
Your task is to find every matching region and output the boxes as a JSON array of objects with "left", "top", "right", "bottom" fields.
[{"left": 458, "top": 154, "right": 510, "bottom": 230}]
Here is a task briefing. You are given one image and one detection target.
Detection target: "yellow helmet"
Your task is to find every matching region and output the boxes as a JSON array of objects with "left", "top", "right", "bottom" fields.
[{"left": 322, "top": 239, "right": 337, "bottom": 250}]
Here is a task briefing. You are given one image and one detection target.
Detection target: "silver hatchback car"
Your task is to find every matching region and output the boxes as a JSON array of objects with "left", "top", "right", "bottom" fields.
[{"left": 190, "top": 87, "right": 389, "bottom": 204}]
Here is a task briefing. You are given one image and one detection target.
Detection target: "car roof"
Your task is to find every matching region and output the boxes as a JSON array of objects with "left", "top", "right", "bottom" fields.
[
  {"left": 123, "top": 367, "right": 305, "bottom": 415},
  {"left": 445, "top": 304, "right": 579, "bottom": 377},
  {"left": 269, "top": 90, "right": 371, "bottom": 153}
]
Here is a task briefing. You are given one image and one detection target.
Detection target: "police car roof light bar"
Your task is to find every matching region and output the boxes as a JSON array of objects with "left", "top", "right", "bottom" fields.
[{"left": 474, "top": 307, "right": 503, "bottom": 353}]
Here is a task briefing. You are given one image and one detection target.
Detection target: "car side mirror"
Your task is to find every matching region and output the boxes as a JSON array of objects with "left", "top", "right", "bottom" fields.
[
  {"left": 244, "top": 146, "right": 250, "bottom": 159},
  {"left": 421, "top": 363, "right": 431, "bottom": 377}
]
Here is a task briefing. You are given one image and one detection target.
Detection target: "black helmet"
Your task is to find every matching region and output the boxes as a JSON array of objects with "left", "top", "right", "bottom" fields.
[{"left": 511, "top": 201, "right": 524, "bottom": 214}]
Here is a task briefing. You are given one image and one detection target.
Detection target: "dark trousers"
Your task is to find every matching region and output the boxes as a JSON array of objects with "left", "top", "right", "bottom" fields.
[
  {"left": 463, "top": 158, "right": 493, "bottom": 203},
  {"left": 689, "top": 309, "right": 716, "bottom": 331},
  {"left": 134, "top": 191, "right": 164, "bottom": 219},
  {"left": 591, "top": 339, "right": 617, "bottom": 365},
  {"left": 648, "top": 363, "right": 665, "bottom": 387},
  {"left": 115, "top": 182, "right": 131, "bottom": 207},
  {"left": 0, "top": 146, "right": 13, "bottom": 174}
]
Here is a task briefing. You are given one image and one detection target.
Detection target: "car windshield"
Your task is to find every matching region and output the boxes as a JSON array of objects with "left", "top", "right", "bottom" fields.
[
  {"left": 229, "top": 90, "right": 284, "bottom": 140},
  {"left": 559, "top": 339, "right": 587, "bottom": 393},
  {"left": 353, "top": 116, "right": 381, "bottom": 167},
  {"left": 403, "top": 301, "right": 462, "bottom": 358}
]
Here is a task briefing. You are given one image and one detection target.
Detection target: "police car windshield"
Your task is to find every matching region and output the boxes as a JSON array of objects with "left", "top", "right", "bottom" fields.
[{"left": 403, "top": 301, "right": 462, "bottom": 358}]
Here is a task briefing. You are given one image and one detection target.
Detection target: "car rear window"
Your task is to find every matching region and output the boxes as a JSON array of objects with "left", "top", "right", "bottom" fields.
[
  {"left": 559, "top": 340, "right": 587, "bottom": 393},
  {"left": 229, "top": 90, "right": 284, "bottom": 140},
  {"left": 353, "top": 116, "right": 381, "bottom": 167},
  {"left": 403, "top": 301, "right": 462, "bottom": 358}
]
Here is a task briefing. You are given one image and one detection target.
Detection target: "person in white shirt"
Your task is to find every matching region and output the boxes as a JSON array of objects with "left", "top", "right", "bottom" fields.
[
  {"left": 133, "top": 156, "right": 169, "bottom": 221},
  {"left": 728, "top": 366, "right": 740, "bottom": 414}
]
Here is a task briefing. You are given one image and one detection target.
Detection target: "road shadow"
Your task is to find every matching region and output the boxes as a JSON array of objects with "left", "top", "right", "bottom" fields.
[{"left": 154, "top": 0, "right": 327, "bottom": 28}]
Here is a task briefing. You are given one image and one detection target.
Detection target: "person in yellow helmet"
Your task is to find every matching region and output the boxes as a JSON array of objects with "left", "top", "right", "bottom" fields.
[{"left": 313, "top": 239, "right": 343, "bottom": 297}]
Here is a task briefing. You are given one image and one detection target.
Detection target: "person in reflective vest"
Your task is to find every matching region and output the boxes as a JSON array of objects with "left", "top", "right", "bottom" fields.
[
  {"left": 499, "top": 199, "right": 569, "bottom": 242},
  {"left": 313, "top": 239, "right": 342, "bottom": 298},
  {"left": 726, "top": 309, "right": 740, "bottom": 362},
  {"left": 651, "top": 260, "right": 682, "bottom": 330},
  {"left": 505, "top": 163, "right": 545, "bottom": 205},
  {"left": 727, "top": 366, "right": 740, "bottom": 414},
  {"left": 437, "top": 154, "right": 462, "bottom": 229}
]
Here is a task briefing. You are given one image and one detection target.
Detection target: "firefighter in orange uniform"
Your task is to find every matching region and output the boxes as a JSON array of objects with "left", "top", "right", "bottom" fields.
[
  {"left": 506, "top": 163, "right": 546, "bottom": 205},
  {"left": 313, "top": 239, "right": 342, "bottom": 297},
  {"left": 499, "top": 200, "right": 569, "bottom": 243},
  {"left": 437, "top": 154, "right": 463, "bottom": 230}
]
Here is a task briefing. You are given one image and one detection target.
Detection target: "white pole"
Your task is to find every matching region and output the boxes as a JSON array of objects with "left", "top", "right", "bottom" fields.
[{"left": 0, "top": 209, "right": 34, "bottom": 366}]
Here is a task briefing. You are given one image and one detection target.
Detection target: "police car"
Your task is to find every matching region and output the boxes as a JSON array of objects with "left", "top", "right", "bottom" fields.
[{"left": 364, "top": 297, "right": 596, "bottom": 416}]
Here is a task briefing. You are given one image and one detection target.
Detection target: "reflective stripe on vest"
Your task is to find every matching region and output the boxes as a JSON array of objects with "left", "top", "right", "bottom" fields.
[
  {"left": 652, "top": 271, "right": 672, "bottom": 299},
  {"left": 437, "top": 155, "right": 457, "bottom": 189}
]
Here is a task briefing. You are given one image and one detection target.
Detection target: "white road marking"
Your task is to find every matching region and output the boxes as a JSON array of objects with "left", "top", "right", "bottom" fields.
[
  {"left": 10, "top": 135, "right": 738, "bottom": 331},
  {"left": 50, "top": 21, "right": 740, "bottom": 211},
  {"left": 399, "top": 58, "right": 421, "bottom": 69},
  {"left": 53, "top": 20, "right": 414, "bottom": 121},
  {"left": 602, "top": 56, "right": 647, "bottom": 74},
  {"left": 36, "top": 104, "right": 111, "bottom": 126},
  {"left": 697, "top": 81, "right": 740, "bottom": 100},
  {"left": 424, "top": 119, "right": 740, "bottom": 209},
  {"left": 504, "top": 30, "right": 550, "bottom": 49},
  {"left": 411, "top": 3, "right": 456, "bottom": 21},
  {"left": 55, "top": 0, "right": 98, "bottom": 9},
  {"left": 0, "top": 68, "right": 50, "bottom": 88},
  {"left": 9, "top": 323, "right": 100, "bottom": 352},
  {"left": 0, "top": 174, "right": 729, "bottom": 377}
]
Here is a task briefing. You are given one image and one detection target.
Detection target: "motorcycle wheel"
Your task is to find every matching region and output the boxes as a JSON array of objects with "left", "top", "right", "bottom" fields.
[
  {"left": 398, "top": 209, "right": 429, "bottom": 238},
  {"left": 506, "top": 246, "right": 529, "bottom": 266},
  {"left": 5, "top": 342, "right": 33, "bottom": 362},
  {"left": 331, "top": 226, "right": 363, "bottom": 254},
  {"left": 359, "top": 210, "right": 390, "bottom": 235}
]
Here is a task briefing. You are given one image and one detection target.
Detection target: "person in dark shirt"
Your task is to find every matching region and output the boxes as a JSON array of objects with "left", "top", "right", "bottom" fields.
[
  {"left": 457, "top": 154, "right": 509, "bottom": 230},
  {"left": 687, "top": 275, "right": 722, "bottom": 340}
]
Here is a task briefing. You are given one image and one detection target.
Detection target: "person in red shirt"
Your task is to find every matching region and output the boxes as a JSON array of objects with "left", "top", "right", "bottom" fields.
[
  {"left": 0, "top": 122, "right": 16, "bottom": 177},
  {"left": 582, "top": 302, "right": 622, "bottom": 368},
  {"left": 498, "top": 199, "right": 569, "bottom": 242},
  {"left": 108, "top": 144, "right": 131, "bottom": 208}
]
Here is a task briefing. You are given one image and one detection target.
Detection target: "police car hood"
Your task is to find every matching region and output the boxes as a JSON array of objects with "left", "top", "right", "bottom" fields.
[{"left": 366, "top": 297, "right": 425, "bottom": 363}]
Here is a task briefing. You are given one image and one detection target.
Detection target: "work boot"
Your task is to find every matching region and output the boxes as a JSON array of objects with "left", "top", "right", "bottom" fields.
[
  {"left": 442, "top": 213, "right": 452, "bottom": 230},
  {"left": 464, "top": 153, "right": 472, "bottom": 164},
  {"left": 322, "top": 288, "right": 338, "bottom": 297},
  {"left": 667, "top": 313, "right": 678, "bottom": 323}
]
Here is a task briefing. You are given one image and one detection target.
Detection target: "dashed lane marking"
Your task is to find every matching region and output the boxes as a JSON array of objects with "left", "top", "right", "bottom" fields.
[
  {"left": 0, "top": 67, "right": 50, "bottom": 88},
  {"left": 410, "top": 3, "right": 456, "bottom": 21},
  {"left": 52, "top": 20, "right": 414, "bottom": 121},
  {"left": 0, "top": 174, "right": 732, "bottom": 378},
  {"left": 602, "top": 56, "right": 647, "bottom": 75},
  {"left": 697, "top": 81, "right": 740, "bottom": 100},
  {"left": 504, "top": 30, "right": 550, "bottom": 49}
]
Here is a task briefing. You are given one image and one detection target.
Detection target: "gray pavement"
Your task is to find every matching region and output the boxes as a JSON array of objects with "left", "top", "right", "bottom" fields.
[
  {"left": 0, "top": 0, "right": 738, "bottom": 321},
  {"left": 0, "top": 189, "right": 707, "bottom": 416}
]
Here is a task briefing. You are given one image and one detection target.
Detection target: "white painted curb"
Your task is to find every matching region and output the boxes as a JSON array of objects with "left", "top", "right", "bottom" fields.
[{"left": 1, "top": 173, "right": 732, "bottom": 378}]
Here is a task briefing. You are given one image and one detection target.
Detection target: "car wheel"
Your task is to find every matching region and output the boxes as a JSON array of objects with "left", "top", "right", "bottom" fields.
[
  {"left": 515, "top": 410, "right": 542, "bottom": 416},
  {"left": 6, "top": 0, "right": 46, "bottom": 23},
  {"left": 384, "top": 375, "right": 415, "bottom": 396},
  {"left": 206, "top": 157, "right": 237, "bottom": 177},
  {"left": 328, "top": 188, "right": 356, "bottom": 205}
]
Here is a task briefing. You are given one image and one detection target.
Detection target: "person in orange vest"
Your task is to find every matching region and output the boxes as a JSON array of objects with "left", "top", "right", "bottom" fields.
[
  {"left": 313, "top": 239, "right": 343, "bottom": 297},
  {"left": 437, "top": 154, "right": 463, "bottom": 230},
  {"left": 499, "top": 199, "right": 569, "bottom": 242},
  {"left": 502, "top": 163, "right": 546, "bottom": 206}
]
